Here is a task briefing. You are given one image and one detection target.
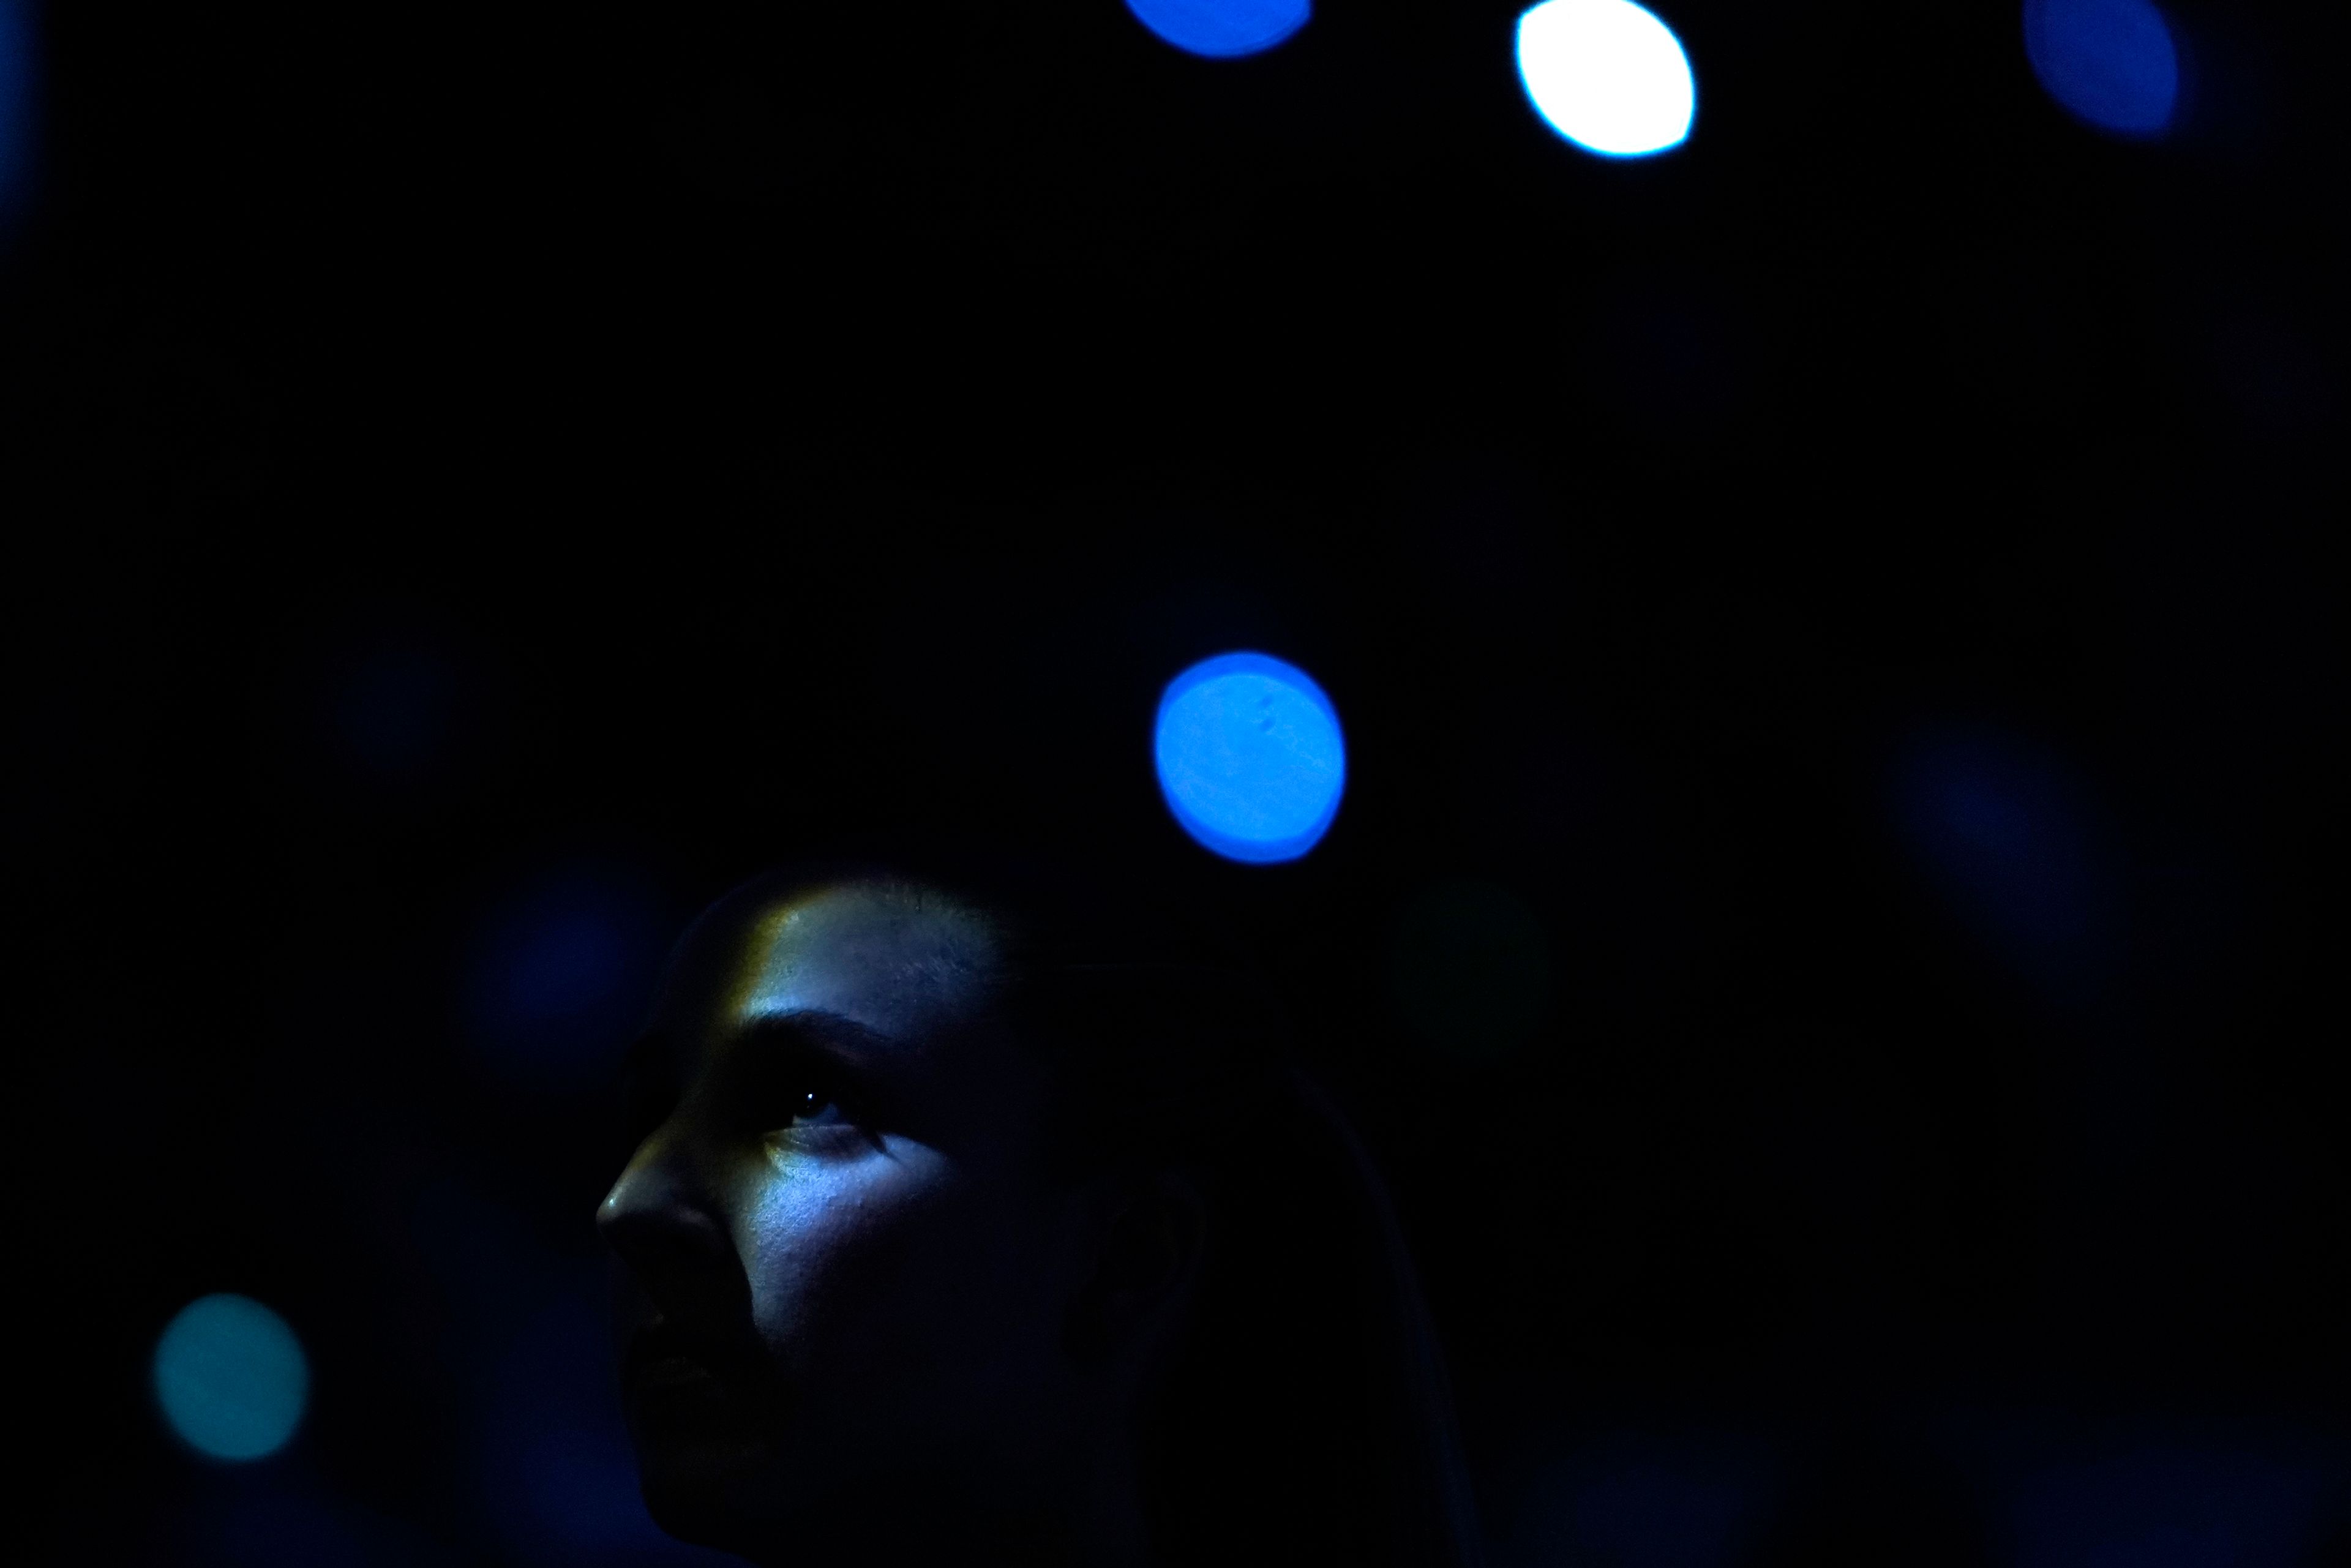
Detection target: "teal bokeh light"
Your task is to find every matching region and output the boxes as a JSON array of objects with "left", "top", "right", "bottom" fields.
[
  {"left": 1389, "top": 879, "right": 1553, "bottom": 1061},
  {"left": 1155, "top": 651, "right": 1346, "bottom": 863},
  {"left": 154, "top": 1294, "right": 310, "bottom": 1461}
]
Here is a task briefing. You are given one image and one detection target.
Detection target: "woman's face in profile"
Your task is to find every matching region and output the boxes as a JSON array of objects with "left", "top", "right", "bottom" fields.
[{"left": 598, "top": 882, "right": 1102, "bottom": 1551}]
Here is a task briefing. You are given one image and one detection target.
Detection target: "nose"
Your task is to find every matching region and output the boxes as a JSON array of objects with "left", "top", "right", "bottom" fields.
[{"left": 598, "top": 1128, "right": 741, "bottom": 1308}]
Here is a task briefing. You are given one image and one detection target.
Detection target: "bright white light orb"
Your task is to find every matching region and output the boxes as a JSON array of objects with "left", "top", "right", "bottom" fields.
[{"left": 1515, "top": 0, "right": 1696, "bottom": 159}]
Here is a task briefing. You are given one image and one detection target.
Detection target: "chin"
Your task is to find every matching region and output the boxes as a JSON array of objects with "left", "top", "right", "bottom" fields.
[{"left": 634, "top": 1437, "right": 793, "bottom": 1554}]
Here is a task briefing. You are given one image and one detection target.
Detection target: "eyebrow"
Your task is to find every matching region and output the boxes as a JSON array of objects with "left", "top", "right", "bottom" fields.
[{"left": 730, "top": 1008, "right": 903, "bottom": 1064}]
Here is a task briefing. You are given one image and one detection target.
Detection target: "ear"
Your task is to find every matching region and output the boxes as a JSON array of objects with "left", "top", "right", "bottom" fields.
[{"left": 1064, "top": 1169, "right": 1207, "bottom": 1370}]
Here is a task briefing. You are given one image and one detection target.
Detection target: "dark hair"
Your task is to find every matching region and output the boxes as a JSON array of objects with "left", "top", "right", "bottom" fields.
[{"left": 683, "top": 853, "right": 1482, "bottom": 1568}]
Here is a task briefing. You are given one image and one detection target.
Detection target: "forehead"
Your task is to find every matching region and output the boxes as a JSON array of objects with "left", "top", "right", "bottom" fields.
[{"left": 667, "top": 883, "right": 1003, "bottom": 1052}]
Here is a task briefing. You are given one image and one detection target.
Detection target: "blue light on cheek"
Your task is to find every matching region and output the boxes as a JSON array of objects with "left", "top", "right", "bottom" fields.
[
  {"left": 1124, "top": 0, "right": 1310, "bottom": 59},
  {"left": 153, "top": 1295, "right": 310, "bottom": 1462},
  {"left": 1155, "top": 651, "right": 1346, "bottom": 864},
  {"left": 2024, "top": 0, "right": 2181, "bottom": 138}
]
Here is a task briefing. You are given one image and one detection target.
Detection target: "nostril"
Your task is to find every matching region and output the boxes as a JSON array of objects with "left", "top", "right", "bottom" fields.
[
  {"left": 598, "top": 1172, "right": 733, "bottom": 1275},
  {"left": 598, "top": 1176, "right": 757, "bottom": 1348}
]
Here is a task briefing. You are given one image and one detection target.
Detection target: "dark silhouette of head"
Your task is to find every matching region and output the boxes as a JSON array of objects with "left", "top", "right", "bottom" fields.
[{"left": 599, "top": 857, "right": 1477, "bottom": 1568}]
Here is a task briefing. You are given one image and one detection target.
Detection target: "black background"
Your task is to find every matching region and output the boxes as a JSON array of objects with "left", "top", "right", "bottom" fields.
[{"left": 7, "top": 1, "right": 2347, "bottom": 1564}]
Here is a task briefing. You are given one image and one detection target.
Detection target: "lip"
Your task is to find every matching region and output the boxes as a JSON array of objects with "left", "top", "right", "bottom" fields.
[
  {"left": 628, "top": 1321, "right": 730, "bottom": 1382},
  {"left": 631, "top": 1351, "right": 719, "bottom": 1392},
  {"left": 622, "top": 1318, "right": 774, "bottom": 1417}
]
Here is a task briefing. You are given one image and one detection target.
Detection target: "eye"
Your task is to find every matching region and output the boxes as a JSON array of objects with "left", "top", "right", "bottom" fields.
[
  {"left": 761, "top": 1080, "right": 852, "bottom": 1138},
  {"left": 786, "top": 1086, "right": 842, "bottom": 1127},
  {"left": 740, "top": 1051, "right": 855, "bottom": 1136}
]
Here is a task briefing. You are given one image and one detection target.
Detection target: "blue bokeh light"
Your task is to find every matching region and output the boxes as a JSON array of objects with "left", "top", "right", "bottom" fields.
[
  {"left": 183, "top": 1480, "right": 433, "bottom": 1568},
  {"left": 1516, "top": 0, "right": 1696, "bottom": 159},
  {"left": 467, "top": 868, "right": 665, "bottom": 1089},
  {"left": 154, "top": 1294, "right": 310, "bottom": 1462},
  {"left": 0, "top": 0, "right": 33, "bottom": 217},
  {"left": 1510, "top": 1435, "right": 1777, "bottom": 1568},
  {"left": 1895, "top": 726, "right": 2113, "bottom": 999},
  {"left": 1124, "top": 0, "right": 1310, "bottom": 59},
  {"left": 2024, "top": 0, "right": 2180, "bottom": 138},
  {"left": 2013, "top": 1444, "right": 2331, "bottom": 1568},
  {"left": 1155, "top": 651, "right": 1346, "bottom": 863}
]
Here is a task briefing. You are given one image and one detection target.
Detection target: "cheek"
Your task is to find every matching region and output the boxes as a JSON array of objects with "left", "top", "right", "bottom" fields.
[{"left": 733, "top": 1139, "right": 1076, "bottom": 1407}]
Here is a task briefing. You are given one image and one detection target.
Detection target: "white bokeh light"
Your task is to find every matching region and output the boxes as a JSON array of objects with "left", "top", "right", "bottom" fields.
[{"left": 1515, "top": 0, "right": 1695, "bottom": 158}]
